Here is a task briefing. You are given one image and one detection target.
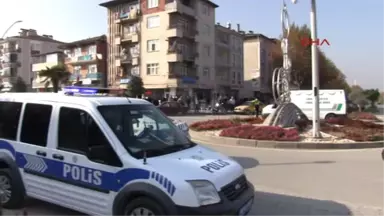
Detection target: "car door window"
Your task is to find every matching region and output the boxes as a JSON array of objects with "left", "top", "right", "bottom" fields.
[
  {"left": 58, "top": 107, "right": 122, "bottom": 167},
  {"left": 0, "top": 102, "right": 22, "bottom": 141},
  {"left": 20, "top": 103, "right": 52, "bottom": 147}
]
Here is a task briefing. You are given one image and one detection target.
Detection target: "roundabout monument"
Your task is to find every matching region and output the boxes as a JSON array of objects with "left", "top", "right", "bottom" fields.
[{"left": 263, "top": 1, "right": 308, "bottom": 128}]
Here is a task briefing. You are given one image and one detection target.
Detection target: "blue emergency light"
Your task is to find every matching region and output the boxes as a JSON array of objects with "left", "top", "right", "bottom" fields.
[{"left": 62, "top": 86, "right": 125, "bottom": 95}]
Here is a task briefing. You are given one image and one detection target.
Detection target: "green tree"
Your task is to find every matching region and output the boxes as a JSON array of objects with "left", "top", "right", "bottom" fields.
[
  {"left": 126, "top": 76, "right": 145, "bottom": 98},
  {"left": 10, "top": 76, "right": 27, "bottom": 92},
  {"left": 363, "top": 89, "right": 380, "bottom": 107},
  {"left": 349, "top": 85, "right": 368, "bottom": 111},
  {"left": 39, "top": 64, "right": 71, "bottom": 93},
  {"left": 272, "top": 24, "right": 350, "bottom": 91}
]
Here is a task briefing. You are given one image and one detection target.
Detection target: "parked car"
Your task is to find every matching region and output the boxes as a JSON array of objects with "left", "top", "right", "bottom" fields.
[
  {"left": 158, "top": 101, "right": 189, "bottom": 115},
  {"left": 234, "top": 101, "right": 255, "bottom": 114}
]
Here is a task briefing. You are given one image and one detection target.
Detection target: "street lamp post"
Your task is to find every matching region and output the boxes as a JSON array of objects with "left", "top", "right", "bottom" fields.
[
  {"left": 291, "top": 0, "right": 321, "bottom": 138},
  {"left": 1, "top": 20, "right": 22, "bottom": 39}
]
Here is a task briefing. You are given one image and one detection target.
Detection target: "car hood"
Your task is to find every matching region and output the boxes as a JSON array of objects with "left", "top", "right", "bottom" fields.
[
  {"left": 235, "top": 105, "right": 249, "bottom": 109},
  {"left": 145, "top": 145, "right": 244, "bottom": 189}
]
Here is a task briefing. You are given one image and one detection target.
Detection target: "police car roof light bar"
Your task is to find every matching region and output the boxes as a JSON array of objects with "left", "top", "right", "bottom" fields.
[{"left": 62, "top": 86, "right": 124, "bottom": 96}]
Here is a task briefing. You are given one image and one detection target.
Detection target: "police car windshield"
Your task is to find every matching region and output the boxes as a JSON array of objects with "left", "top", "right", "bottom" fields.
[{"left": 98, "top": 104, "right": 194, "bottom": 158}]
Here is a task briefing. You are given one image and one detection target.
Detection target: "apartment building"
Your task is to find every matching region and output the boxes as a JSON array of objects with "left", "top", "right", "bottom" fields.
[
  {"left": 100, "top": 0, "right": 218, "bottom": 100},
  {"left": 61, "top": 35, "right": 108, "bottom": 87},
  {"left": 215, "top": 22, "right": 244, "bottom": 98},
  {"left": 0, "top": 29, "right": 64, "bottom": 90},
  {"left": 241, "top": 33, "right": 275, "bottom": 100},
  {"left": 31, "top": 51, "right": 66, "bottom": 91}
]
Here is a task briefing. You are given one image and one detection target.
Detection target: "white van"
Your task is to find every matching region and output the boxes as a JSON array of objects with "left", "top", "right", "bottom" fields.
[
  {"left": 262, "top": 89, "right": 347, "bottom": 119},
  {"left": 0, "top": 93, "right": 254, "bottom": 215}
]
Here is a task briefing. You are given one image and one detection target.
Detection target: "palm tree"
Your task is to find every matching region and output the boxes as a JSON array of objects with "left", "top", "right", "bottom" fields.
[{"left": 39, "top": 64, "right": 71, "bottom": 93}]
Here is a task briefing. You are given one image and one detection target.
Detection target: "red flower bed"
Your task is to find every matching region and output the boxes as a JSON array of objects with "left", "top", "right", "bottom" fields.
[
  {"left": 326, "top": 117, "right": 383, "bottom": 129},
  {"left": 190, "top": 119, "right": 239, "bottom": 131},
  {"left": 220, "top": 125, "right": 300, "bottom": 141},
  {"left": 321, "top": 116, "right": 384, "bottom": 141},
  {"left": 348, "top": 112, "right": 379, "bottom": 121}
]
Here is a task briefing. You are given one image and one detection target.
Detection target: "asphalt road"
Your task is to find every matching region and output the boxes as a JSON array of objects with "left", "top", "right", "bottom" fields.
[{"left": 4, "top": 115, "right": 383, "bottom": 215}]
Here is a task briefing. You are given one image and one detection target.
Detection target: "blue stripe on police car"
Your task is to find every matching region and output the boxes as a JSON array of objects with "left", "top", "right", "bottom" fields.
[
  {"left": 0, "top": 140, "right": 176, "bottom": 196},
  {"left": 151, "top": 171, "right": 176, "bottom": 196}
]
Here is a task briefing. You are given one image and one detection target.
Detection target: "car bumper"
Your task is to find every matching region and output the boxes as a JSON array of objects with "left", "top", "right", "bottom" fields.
[{"left": 176, "top": 181, "right": 254, "bottom": 215}]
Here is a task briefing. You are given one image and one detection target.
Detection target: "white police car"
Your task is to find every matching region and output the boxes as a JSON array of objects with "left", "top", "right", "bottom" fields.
[{"left": 0, "top": 91, "right": 254, "bottom": 215}]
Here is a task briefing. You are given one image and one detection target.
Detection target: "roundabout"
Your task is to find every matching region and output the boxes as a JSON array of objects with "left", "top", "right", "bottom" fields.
[{"left": 189, "top": 116, "right": 384, "bottom": 150}]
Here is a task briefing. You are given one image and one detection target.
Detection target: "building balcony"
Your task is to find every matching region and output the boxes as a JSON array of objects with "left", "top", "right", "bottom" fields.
[
  {"left": 167, "top": 50, "right": 183, "bottom": 62},
  {"left": 31, "top": 49, "right": 40, "bottom": 55},
  {"left": 65, "top": 54, "right": 98, "bottom": 65},
  {"left": 1, "top": 47, "right": 21, "bottom": 53},
  {"left": 165, "top": 1, "right": 196, "bottom": 18},
  {"left": 0, "top": 68, "right": 12, "bottom": 77},
  {"left": 115, "top": 55, "right": 139, "bottom": 67},
  {"left": 115, "top": 32, "right": 139, "bottom": 45},
  {"left": 1, "top": 61, "right": 21, "bottom": 68},
  {"left": 85, "top": 72, "right": 103, "bottom": 80},
  {"left": 32, "top": 62, "right": 58, "bottom": 72},
  {"left": 166, "top": 27, "right": 183, "bottom": 38},
  {"left": 115, "top": 10, "right": 141, "bottom": 24},
  {"left": 167, "top": 25, "right": 197, "bottom": 39}
]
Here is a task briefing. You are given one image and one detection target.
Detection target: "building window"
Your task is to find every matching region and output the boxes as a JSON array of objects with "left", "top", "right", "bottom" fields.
[
  {"left": 74, "top": 48, "right": 81, "bottom": 56},
  {"left": 147, "top": 16, "right": 160, "bottom": 28},
  {"left": 146, "top": 63, "right": 159, "bottom": 75},
  {"left": 147, "top": 39, "right": 159, "bottom": 52},
  {"left": 204, "top": 24, "right": 210, "bottom": 35},
  {"left": 202, "top": 5, "right": 209, "bottom": 15},
  {"left": 88, "top": 64, "right": 97, "bottom": 73},
  {"left": 74, "top": 66, "right": 81, "bottom": 77},
  {"left": 148, "top": 0, "right": 159, "bottom": 8},
  {"left": 131, "top": 67, "right": 140, "bottom": 76},
  {"left": 237, "top": 72, "right": 241, "bottom": 84},
  {"left": 203, "top": 67, "right": 209, "bottom": 77},
  {"left": 204, "top": 45, "right": 210, "bottom": 57},
  {"left": 88, "top": 45, "right": 97, "bottom": 54}
]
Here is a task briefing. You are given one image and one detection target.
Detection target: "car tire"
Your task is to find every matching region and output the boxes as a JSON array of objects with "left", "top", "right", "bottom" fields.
[
  {"left": 325, "top": 113, "right": 337, "bottom": 120},
  {"left": 123, "top": 197, "right": 166, "bottom": 216},
  {"left": 0, "top": 169, "right": 25, "bottom": 209}
]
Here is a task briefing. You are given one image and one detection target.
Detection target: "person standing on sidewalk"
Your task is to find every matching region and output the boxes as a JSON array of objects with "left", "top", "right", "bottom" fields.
[{"left": 251, "top": 98, "right": 261, "bottom": 117}]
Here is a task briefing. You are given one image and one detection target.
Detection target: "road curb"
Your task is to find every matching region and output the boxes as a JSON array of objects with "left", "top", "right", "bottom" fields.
[{"left": 190, "top": 130, "right": 384, "bottom": 149}]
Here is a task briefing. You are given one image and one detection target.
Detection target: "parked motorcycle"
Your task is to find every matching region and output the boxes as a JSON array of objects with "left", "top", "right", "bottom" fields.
[{"left": 212, "top": 102, "right": 227, "bottom": 114}]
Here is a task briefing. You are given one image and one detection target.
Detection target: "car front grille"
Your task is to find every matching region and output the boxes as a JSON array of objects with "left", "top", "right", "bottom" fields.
[{"left": 221, "top": 175, "right": 248, "bottom": 201}]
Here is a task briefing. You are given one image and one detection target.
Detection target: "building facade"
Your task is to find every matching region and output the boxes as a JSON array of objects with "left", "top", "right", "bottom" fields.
[
  {"left": 0, "top": 29, "right": 64, "bottom": 90},
  {"left": 241, "top": 33, "right": 275, "bottom": 100},
  {"left": 215, "top": 22, "right": 244, "bottom": 98},
  {"left": 100, "top": 0, "right": 218, "bottom": 100},
  {"left": 31, "top": 51, "right": 66, "bottom": 91},
  {"left": 61, "top": 35, "right": 108, "bottom": 87}
]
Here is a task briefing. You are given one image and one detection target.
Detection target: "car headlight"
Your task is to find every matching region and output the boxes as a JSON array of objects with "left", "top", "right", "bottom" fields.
[{"left": 187, "top": 180, "right": 221, "bottom": 206}]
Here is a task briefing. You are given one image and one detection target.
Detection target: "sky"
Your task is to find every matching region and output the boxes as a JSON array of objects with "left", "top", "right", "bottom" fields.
[{"left": 1, "top": 0, "right": 383, "bottom": 90}]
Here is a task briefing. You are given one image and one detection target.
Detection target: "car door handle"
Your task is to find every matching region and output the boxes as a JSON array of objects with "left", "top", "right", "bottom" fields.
[
  {"left": 52, "top": 154, "right": 64, "bottom": 160},
  {"left": 36, "top": 150, "right": 46, "bottom": 157}
]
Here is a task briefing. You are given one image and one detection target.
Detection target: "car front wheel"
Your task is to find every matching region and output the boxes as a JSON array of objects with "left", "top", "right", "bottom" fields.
[
  {"left": 0, "top": 169, "right": 24, "bottom": 209},
  {"left": 124, "top": 197, "right": 166, "bottom": 216}
]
